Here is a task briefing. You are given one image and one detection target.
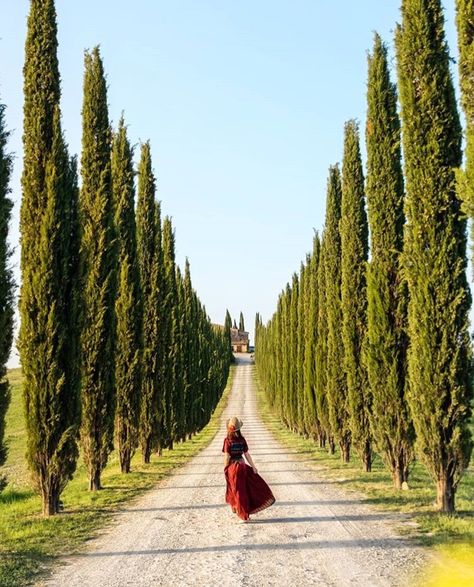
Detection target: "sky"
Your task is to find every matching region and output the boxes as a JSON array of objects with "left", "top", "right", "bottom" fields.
[{"left": 0, "top": 1, "right": 461, "bottom": 366}]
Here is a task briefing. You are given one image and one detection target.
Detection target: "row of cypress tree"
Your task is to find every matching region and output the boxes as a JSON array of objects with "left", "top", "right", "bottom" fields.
[
  {"left": 18, "top": 0, "right": 230, "bottom": 515},
  {"left": 255, "top": 0, "right": 473, "bottom": 514},
  {"left": 0, "top": 99, "right": 14, "bottom": 493}
]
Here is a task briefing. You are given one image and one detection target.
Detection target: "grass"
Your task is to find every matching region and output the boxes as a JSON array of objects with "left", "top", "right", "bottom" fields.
[
  {"left": 0, "top": 366, "right": 235, "bottom": 587},
  {"left": 253, "top": 367, "right": 474, "bottom": 585}
]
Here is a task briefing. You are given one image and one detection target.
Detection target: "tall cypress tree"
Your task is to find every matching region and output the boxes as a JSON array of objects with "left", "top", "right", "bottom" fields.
[
  {"left": 0, "top": 100, "right": 14, "bottom": 491},
  {"left": 315, "top": 234, "right": 332, "bottom": 450},
  {"left": 396, "top": 0, "right": 472, "bottom": 512},
  {"left": 239, "top": 312, "right": 245, "bottom": 332},
  {"left": 112, "top": 117, "right": 142, "bottom": 473},
  {"left": 136, "top": 143, "right": 162, "bottom": 462},
  {"left": 174, "top": 267, "right": 186, "bottom": 442},
  {"left": 325, "top": 165, "right": 350, "bottom": 462},
  {"left": 304, "top": 234, "right": 321, "bottom": 443},
  {"left": 365, "top": 34, "right": 413, "bottom": 488},
  {"left": 224, "top": 308, "right": 233, "bottom": 362},
  {"left": 456, "top": 0, "right": 474, "bottom": 264},
  {"left": 184, "top": 261, "right": 198, "bottom": 439},
  {"left": 20, "top": 0, "right": 81, "bottom": 515},
  {"left": 296, "top": 261, "right": 307, "bottom": 433},
  {"left": 162, "top": 216, "right": 178, "bottom": 450},
  {"left": 287, "top": 274, "right": 299, "bottom": 430},
  {"left": 80, "top": 47, "right": 117, "bottom": 491},
  {"left": 340, "top": 120, "right": 372, "bottom": 471}
]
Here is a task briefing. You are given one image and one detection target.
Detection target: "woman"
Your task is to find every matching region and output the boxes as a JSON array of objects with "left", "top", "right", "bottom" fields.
[{"left": 222, "top": 416, "right": 275, "bottom": 521}]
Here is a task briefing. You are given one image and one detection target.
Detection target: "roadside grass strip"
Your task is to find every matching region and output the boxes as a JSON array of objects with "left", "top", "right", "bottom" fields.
[{"left": 0, "top": 366, "right": 235, "bottom": 587}]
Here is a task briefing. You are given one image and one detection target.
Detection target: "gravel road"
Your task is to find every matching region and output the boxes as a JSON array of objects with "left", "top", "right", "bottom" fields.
[{"left": 42, "top": 354, "right": 426, "bottom": 587}]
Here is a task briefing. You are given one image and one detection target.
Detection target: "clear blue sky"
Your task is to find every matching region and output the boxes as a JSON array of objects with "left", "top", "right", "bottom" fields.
[{"left": 0, "top": 1, "right": 461, "bottom": 365}]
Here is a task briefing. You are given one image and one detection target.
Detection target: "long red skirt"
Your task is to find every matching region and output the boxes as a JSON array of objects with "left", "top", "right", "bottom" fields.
[{"left": 224, "top": 462, "right": 275, "bottom": 520}]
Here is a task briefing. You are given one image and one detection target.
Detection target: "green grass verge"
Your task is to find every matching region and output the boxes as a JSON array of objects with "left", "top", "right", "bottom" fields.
[
  {"left": 0, "top": 366, "right": 235, "bottom": 587},
  {"left": 253, "top": 367, "right": 474, "bottom": 584}
]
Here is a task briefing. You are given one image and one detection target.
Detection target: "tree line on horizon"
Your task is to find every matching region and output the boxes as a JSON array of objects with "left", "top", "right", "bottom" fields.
[
  {"left": 255, "top": 0, "right": 474, "bottom": 515},
  {"left": 0, "top": 0, "right": 231, "bottom": 516}
]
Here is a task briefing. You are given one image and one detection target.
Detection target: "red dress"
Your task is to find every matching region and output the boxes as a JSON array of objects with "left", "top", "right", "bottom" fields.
[{"left": 222, "top": 435, "right": 275, "bottom": 520}]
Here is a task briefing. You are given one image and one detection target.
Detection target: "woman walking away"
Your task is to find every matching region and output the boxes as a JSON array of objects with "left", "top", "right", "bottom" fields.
[{"left": 222, "top": 416, "right": 275, "bottom": 522}]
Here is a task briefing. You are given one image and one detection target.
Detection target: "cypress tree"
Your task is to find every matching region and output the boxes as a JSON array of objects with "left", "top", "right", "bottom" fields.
[
  {"left": 0, "top": 100, "right": 14, "bottom": 491},
  {"left": 80, "top": 47, "right": 117, "bottom": 491},
  {"left": 184, "top": 261, "right": 198, "bottom": 438},
  {"left": 304, "top": 234, "right": 321, "bottom": 443},
  {"left": 174, "top": 267, "right": 186, "bottom": 443},
  {"left": 315, "top": 234, "right": 331, "bottom": 450},
  {"left": 136, "top": 143, "right": 162, "bottom": 463},
  {"left": 112, "top": 117, "right": 142, "bottom": 473},
  {"left": 20, "top": 0, "right": 81, "bottom": 515},
  {"left": 162, "top": 217, "right": 178, "bottom": 449},
  {"left": 224, "top": 308, "right": 233, "bottom": 362},
  {"left": 287, "top": 274, "right": 299, "bottom": 430},
  {"left": 296, "top": 261, "right": 307, "bottom": 433},
  {"left": 396, "top": 0, "right": 473, "bottom": 512},
  {"left": 325, "top": 165, "right": 350, "bottom": 462},
  {"left": 340, "top": 120, "right": 372, "bottom": 471},
  {"left": 239, "top": 312, "right": 245, "bottom": 332},
  {"left": 456, "top": 0, "right": 474, "bottom": 264},
  {"left": 282, "top": 283, "right": 292, "bottom": 426},
  {"left": 365, "top": 34, "right": 413, "bottom": 488},
  {"left": 225, "top": 309, "right": 232, "bottom": 332}
]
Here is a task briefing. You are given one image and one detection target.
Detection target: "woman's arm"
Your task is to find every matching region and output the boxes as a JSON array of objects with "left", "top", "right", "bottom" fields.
[
  {"left": 244, "top": 452, "right": 257, "bottom": 474},
  {"left": 224, "top": 453, "right": 231, "bottom": 467}
]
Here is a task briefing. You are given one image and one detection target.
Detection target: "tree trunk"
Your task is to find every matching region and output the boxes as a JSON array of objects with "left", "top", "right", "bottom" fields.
[
  {"left": 393, "top": 467, "right": 403, "bottom": 490},
  {"left": 120, "top": 449, "right": 131, "bottom": 473},
  {"left": 392, "top": 454, "right": 410, "bottom": 489},
  {"left": 328, "top": 436, "right": 335, "bottom": 455},
  {"left": 436, "top": 474, "right": 455, "bottom": 514},
  {"left": 142, "top": 439, "right": 152, "bottom": 464},
  {"left": 42, "top": 487, "right": 60, "bottom": 516},
  {"left": 318, "top": 431, "right": 326, "bottom": 448},
  {"left": 340, "top": 440, "right": 350, "bottom": 463},
  {"left": 89, "top": 468, "right": 101, "bottom": 491},
  {"left": 363, "top": 440, "right": 372, "bottom": 472}
]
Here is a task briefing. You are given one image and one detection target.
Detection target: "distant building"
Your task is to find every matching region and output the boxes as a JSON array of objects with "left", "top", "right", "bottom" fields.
[{"left": 230, "top": 327, "right": 249, "bottom": 353}]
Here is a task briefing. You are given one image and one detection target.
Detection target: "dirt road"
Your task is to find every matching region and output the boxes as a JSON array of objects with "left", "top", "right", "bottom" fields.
[{"left": 43, "top": 355, "right": 425, "bottom": 586}]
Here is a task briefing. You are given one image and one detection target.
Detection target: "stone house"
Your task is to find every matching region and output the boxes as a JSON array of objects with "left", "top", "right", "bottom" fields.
[{"left": 230, "top": 327, "right": 249, "bottom": 353}]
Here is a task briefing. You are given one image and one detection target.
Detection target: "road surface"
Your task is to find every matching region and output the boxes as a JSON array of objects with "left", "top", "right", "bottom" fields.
[{"left": 42, "top": 354, "right": 425, "bottom": 587}]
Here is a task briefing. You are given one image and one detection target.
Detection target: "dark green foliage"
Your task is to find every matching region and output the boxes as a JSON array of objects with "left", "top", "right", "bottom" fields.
[
  {"left": 324, "top": 165, "right": 351, "bottom": 462},
  {"left": 365, "top": 34, "right": 413, "bottom": 488},
  {"left": 282, "top": 283, "right": 292, "bottom": 426},
  {"left": 456, "top": 0, "right": 474, "bottom": 266},
  {"left": 183, "top": 260, "right": 198, "bottom": 439},
  {"left": 303, "top": 235, "right": 321, "bottom": 442},
  {"left": 225, "top": 310, "right": 232, "bottom": 331},
  {"left": 79, "top": 47, "right": 117, "bottom": 491},
  {"left": 224, "top": 309, "right": 234, "bottom": 362},
  {"left": 112, "top": 117, "right": 142, "bottom": 474},
  {"left": 174, "top": 267, "right": 186, "bottom": 442},
  {"left": 396, "top": 0, "right": 473, "bottom": 512},
  {"left": 136, "top": 143, "right": 162, "bottom": 463},
  {"left": 239, "top": 312, "right": 245, "bottom": 332},
  {"left": 340, "top": 120, "right": 372, "bottom": 471},
  {"left": 315, "top": 235, "right": 332, "bottom": 449},
  {"left": 161, "top": 217, "right": 179, "bottom": 450},
  {"left": 296, "top": 261, "right": 307, "bottom": 433},
  {"left": 288, "top": 273, "right": 299, "bottom": 430},
  {"left": 0, "top": 101, "right": 14, "bottom": 491},
  {"left": 19, "top": 0, "right": 81, "bottom": 515}
]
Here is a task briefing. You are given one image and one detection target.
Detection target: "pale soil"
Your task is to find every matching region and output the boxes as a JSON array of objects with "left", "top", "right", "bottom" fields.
[{"left": 41, "top": 355, "right": 426, "bottom": 587}]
